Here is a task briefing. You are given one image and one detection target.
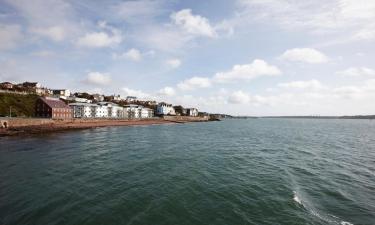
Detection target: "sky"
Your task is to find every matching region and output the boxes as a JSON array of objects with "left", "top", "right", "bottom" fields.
[{"left": 1, "top": 0, "right": 375, "bottom": 116}]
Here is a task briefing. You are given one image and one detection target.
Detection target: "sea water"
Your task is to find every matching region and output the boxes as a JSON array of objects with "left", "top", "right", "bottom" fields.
[{"left": 0, "top": 119, "right": 374, "bottom": 225}]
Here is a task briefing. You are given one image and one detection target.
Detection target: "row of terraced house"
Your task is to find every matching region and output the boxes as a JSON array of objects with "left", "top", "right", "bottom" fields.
[
  {"left": 35, "top": 97, "right": 198, "bottom": 119},
  {"left": 35, "top": 97, "right": 155, "bottom": 119},
  {"left": 69, "top": 102, "right": 154, "bottom": 119}
]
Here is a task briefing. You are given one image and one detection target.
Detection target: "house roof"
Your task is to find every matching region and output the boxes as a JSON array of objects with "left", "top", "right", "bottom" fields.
[
  {"left": 39, "top": 97, "right": 71, "bottom": 109},
  {"left": 98, "top": 101, "right": 119, "bottom": 106},
  {"left": 69, "top": 103, "right": 98, "bottom": 107},
  {"left": 124, "top": 104, "right": 141, "bottom": 108},
  {"left": 22, "top": 82, "right": 39, "bottom": 87},
  {"left": 158, "top": 102, "right": 172, "bottom": 106}
]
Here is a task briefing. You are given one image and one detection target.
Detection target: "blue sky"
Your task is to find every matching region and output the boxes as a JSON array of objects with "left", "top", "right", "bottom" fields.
[{"left": 1, "top": 0, "right": 375, "bottom": 116}]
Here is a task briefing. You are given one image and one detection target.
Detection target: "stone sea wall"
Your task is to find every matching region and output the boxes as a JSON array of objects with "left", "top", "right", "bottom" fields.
[
  {"left": 163, "top": 115, "right": 209, "bottom": 122},
  {"left": 3, "top": 118, "right": 55, "bottom": 128}
]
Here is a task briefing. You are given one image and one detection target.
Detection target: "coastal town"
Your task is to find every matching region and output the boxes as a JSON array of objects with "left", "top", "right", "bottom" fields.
[
  {"left": 0, "top": 81, "right": 203, "bottom": 119},
  {"left": 0, "top": 81, "right": 225, "bottom": 134}
]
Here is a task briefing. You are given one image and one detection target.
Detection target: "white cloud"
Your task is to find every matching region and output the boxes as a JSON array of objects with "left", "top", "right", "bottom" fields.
[
  {"left": 177, "top": 76, "right": 212, "bottom": 90},
  {"left": 157, "top": 86, "right": 175, "bottom": 96},
  {"left": 77, "top": 30, "right": 122, "bottom": 48},
  {"left": 175, "top": 59, "right": 280, "bottom": 91},
  {"left": 30, "top": 26, "right": 65, "bottom": 42},
  {"left": 280, "top": 48, "right": 329, "bottom": 64},
  {"left": 214, "top": 59, "right": 281, "bottom": 83},
  {"left": 30, "top": 50, "right": 55, "bottom": 57},
  {"left": 137, "top": 26, "right": 192, "bottom": 52},
  {"left": 112, "top": 49, "right": 155, "bottom": 61},
  {"left": 235, "top": 0, "right": 375, "bottom": 44},
  {"left": 5, "top": 0, "right": 79, "bottom": 41},
  {"left": 353, "top": 29, "right": 375, "bottom": 41},
  {"left": 0, "top": 24, "right": 23, "bottom": 50},
  {"left": 171, "top": 9, "right": 217, "bottom": 38},
  {"left": 122, "top": 48, "right": 142, "bottom": 61},
  {"left": 332, "top": 79, "right": 375, "bottom": 99},
  {"left": 122, "top": 87, "right": 150, "bottom": 99},
  {"left": 166, "top": 58, "right": 181, "bottom": 68},
  {"left": 332, "top": 86, "right": 362, "bottom": 98},
  {"left": 336, "top": 67, "right": 375, "bottom": 77},
  {"left": 228, "top": 91, "right": 270, "bottom": 105},
  {"left": 5, "top": 0, "right": 72, "bottom": 26},
  {"left": 83, "top": 72, "right": 111, "bottom": 86},
  {"left": 278, "top": 80, "right": 324, "bottom": 90},
  {"left": 237, "top": 0, "right": 375, "bottom": 30},
  {"left": 115, "top": 0, "right": 164, "bottom": 22},
  {"left": 228, "top": 90, "right": 251, "bottom": 104}
]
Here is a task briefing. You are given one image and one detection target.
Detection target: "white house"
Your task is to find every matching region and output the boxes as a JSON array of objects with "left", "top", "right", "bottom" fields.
[
  {"left": 140, "top": 107, "right": 154, "bottom": 118},
  {"left": 124, "top": 104, "right": 139, "bottom": 119},
  {"left": 69, "top": 103, "right": 97, "bottom": 118},
  {"left": 187, "top": 108, "right": 199, "bottom": 117},
  {"left": 95, "top": 105, "right": 108, "bottom": 118},
  {"left": 52, "top": 89, "right": 71, "bottom": 98},
  {"left": 156, "top": 102, "right": 175, "bottom": 115},
  {"left": 124, "top": 104, "right": 154, "bottom": 119},
  {"left": 110, "top": 105, "right": 125, "bottom": 118},
  {"left": 99, "top": 102, "right": 124, "bottom": 118}
]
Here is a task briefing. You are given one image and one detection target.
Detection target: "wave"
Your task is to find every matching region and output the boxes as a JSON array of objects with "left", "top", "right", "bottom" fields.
[
  {"left": 292, "top": 191, "right": 355, "bottom": 225},
  {"left": 293, "top": 191, "right": 303, "bottom": 205},
  {"left": 340, "top": 222, "right": 354, "bottom": 225}
]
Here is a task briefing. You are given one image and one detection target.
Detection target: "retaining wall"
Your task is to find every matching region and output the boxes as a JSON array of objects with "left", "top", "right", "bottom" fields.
[
  {"left": 163, "top": 116, "right": 209, "bottom": 121},
  {"left": 3, "top": 118, "right": 55, "bottom": 127}
]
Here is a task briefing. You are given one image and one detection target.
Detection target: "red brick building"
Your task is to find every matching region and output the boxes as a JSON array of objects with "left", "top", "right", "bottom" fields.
[{"left": 35, "top": 97, "right": 72, "bottom": 119}]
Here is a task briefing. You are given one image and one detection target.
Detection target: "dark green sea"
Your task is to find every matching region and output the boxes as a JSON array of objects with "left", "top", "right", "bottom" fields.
[{"left": 1, "top": 119, "right": 374, "bottom": 225}]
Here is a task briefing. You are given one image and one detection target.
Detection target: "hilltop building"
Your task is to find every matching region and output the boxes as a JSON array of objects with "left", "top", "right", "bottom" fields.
[
  {"left": 52, "top": 89, "right": 71, "bottom": 98},
  {"left": 0, "top": 82, "right": 13, "bottom": 90},
  {"left": 126, "top": 96, "right": 137, "bottom": 102},
  {"left": 15, "top": 82, "right": 48, "bottom": 95},
  {"left": 106, "top": 95, "right": 122, "bottom": 102},
  {"left": 92, "top": 94, "right": 104, "bottom": 102},
  {"left": 21, "top": 82, "right": 41, "bottom": 89}
]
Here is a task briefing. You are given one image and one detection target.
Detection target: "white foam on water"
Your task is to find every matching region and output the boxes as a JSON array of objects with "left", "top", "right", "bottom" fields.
[
  {"left": 293, "top": 191, "right": 303, "bottom": 205},
  {"left": 292, "top": 191, "right": 354, "bottom": 225},
  {"left": 340, "top": 221, "right": 354, "bottom": 225}
]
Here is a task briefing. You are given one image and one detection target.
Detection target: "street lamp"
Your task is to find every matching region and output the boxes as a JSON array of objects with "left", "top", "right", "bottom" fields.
[{"left": 9, "top": 106, "right": 12, "bottom": 118}]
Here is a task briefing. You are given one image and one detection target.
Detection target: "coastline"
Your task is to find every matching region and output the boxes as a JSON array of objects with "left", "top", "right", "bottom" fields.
[{"left": 0, "top": 117, "right": 211, "bottom": 137}]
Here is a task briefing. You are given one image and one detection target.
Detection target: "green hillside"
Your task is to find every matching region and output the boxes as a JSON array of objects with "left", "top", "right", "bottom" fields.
[{"left": 0, "top": 93, "right": 38, "bottom": 117}]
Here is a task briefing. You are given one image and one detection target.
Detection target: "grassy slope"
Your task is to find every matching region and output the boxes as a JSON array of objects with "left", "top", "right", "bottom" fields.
[{"left": 0, "top": 93, "right": 38, "bottom": 117}]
